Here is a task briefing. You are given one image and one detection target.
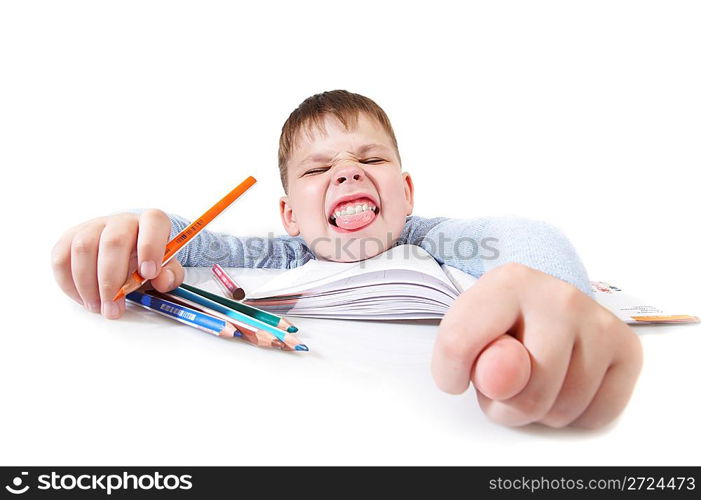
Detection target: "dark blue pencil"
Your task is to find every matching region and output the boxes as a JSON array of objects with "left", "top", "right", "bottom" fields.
[{"left": 126, "top": 291, "right": 238, "bottom": 338}]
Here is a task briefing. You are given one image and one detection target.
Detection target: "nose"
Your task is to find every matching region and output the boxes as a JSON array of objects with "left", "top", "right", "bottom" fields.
[{"left": 333, "top": 164, "right": 365, "bottom": 185}]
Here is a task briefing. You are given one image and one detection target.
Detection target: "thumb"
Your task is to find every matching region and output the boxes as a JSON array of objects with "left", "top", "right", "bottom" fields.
[
  {"left": 432, "top": 272, "right": 522, "bottom": 394},
  {"left": 150, "top": 258, "right": 185, "bottom": 293},
  {"left": 472, "top": 334, "right": 531, "bottom": 401}
]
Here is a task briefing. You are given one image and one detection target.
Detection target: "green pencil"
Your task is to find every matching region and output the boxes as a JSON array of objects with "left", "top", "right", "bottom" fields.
[{"left": 179, "top": 282, "right": 298, "bottom": 333}]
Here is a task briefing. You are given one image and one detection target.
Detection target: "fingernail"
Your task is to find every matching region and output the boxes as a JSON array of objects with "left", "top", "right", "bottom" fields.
[
  {"left": 165, "top": 269, "right": 175, "bottom": 288},
  {"left": 140, "top": 260, "right": 157, "bottom": 279},
  {"left": 102, "top": 301, "right": 120, "bottom": 319},
  {"left": 88, "top": 300, "right": 101, "bottom": 313}
]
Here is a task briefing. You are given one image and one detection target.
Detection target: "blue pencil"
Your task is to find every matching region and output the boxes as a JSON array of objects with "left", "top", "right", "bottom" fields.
[
  {"left": 169, "top": 286, "right": 308, "bottom": 351},
  {"left": 126, "top": 291, "right": 239, "bottom": 338}
]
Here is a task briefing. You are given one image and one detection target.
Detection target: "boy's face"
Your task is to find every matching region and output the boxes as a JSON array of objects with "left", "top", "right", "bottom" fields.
[{"left": 280, "top": 112, "right": 414, "bottom": 262}]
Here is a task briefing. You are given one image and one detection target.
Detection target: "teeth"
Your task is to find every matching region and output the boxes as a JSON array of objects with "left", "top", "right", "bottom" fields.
[{"left": 331, "top": 201, "right": 377, "bottom": 219}]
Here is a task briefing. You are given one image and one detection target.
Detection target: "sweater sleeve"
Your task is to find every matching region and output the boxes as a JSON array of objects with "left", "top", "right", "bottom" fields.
[
  {"left": 128, "top": 210, "right": 315, "bottom": 269},
  {"left": 400, "top": 215, "right": 593, "bottom": 297}
]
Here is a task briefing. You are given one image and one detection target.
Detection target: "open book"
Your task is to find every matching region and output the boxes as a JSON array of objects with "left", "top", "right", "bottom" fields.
[
  {"left": 240, "top": 244, "right": 698, "bottom": 324},
  {"left": 243, "top": 245, "right": 475, "bottom": 320}
]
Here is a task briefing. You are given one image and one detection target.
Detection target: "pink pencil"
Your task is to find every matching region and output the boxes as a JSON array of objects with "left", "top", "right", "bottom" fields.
[{"left": 212, "top": 264, "right": 246, "bottom": 300}]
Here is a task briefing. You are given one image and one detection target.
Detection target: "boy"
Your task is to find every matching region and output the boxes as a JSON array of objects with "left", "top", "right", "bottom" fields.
[{"left": 51, "top": 90, "right": 642, "bottom": 429}]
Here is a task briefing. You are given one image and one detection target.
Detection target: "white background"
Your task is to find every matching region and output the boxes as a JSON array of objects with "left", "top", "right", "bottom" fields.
[{"left": 1, "top": 1, "right": 699, "bottom": 465}]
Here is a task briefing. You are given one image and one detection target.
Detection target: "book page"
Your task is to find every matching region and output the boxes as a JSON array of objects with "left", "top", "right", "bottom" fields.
[
  {"left": 246, "top": 245, "right": 458, "bottom": 298},
  {"left": 440, "top": 264, "right": 478, "bottom": 293},
  {"left": 591, "top": 281, "right": 699, "bottom": 324}
]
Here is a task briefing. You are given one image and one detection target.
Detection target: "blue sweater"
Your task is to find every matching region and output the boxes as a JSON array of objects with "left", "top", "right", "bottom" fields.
[{"left": 159, "top": 213, "right": 592, "bottom": 298}]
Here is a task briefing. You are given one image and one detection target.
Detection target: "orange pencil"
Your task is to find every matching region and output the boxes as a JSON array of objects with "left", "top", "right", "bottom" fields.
[{"left": 113, "top": 176, "right": 257, "bottom": 301}]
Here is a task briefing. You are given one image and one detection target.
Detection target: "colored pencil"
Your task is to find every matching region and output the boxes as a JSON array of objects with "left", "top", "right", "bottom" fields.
[
  {"left": 180, "top": 282, "right": 298, "bottom": 333},
  {"left": 169, "top": 286, "right": 308, "bottom": 351},
  {"left": 147, "top": 289, "right": 290, "bottom": 350},
  {"left": 113, "top": 176, "right": 257, "bottom": 301},
  {"left": 126, "top": 291, "right": 237, "bottom": 338},
  {"left": 212, "top": 264, "right": 246, "bottom": 300},
  {"left": 631, "top": 315, "right": 699, "bottom": 323}
]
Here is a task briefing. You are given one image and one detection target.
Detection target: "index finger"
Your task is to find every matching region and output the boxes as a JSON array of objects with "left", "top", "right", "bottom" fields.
[
  {"left": 432, "top": 270, "right": 521, "bottom": 394},
  {"left": 136, "top": 209, "right": 173, "bottom": 279}
]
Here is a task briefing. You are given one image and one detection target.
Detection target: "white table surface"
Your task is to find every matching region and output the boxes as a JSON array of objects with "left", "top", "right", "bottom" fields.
[
  {"left": 2, "top": 266, "right": 700, "bottom": 466},
  {"left": 3, "top": 0, "right": 700, "bottom": 468}
]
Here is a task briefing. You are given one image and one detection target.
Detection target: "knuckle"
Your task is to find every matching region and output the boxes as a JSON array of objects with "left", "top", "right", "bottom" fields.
[
  {"left": 72, "top": 236, "right": 97, "bottom": 256},
  {"left": 171, "top": 267, "right": 184, "bottom": 285},
  {"left": 98, "top": 278, "right": 120, "bottom": 295},
  {"left": 503, "top": 261, "right": 531, "bottom": 277},
  {"left": 492, "top": 393, "right": 551, "bottom": 426},
  {"left": 557, "top": 284, "right": 584, "bottom": 312},
  {"left": 541, "top": 407, "right": 575, "bottom": 429},
  {"left": 513, "top": 396, "right": 550, "bottom": 422},
  {"left": 600, "top": 311, "right": 621, "bottom": 334},
  {"left": 100, "top": 233, "right": 131, "bottom": 251},
  {"left": 170, "top": 258, "right": 183, "bottom": 270},
  {"left": 478, "top": 391, "right": 547, "bottom": 427},
  {"left": 137, "top": 241, "right": 158, "bottom": 256},
  {"left": 50, "top": 244, "right": 68, "bottom": 269},
  {"left": 438, "top": 330, "right": 472, "bottom": 362},
  {"left": 142, "top": 208, "right": 168, "bottom": 224},
  {"left": 486, "top": 262, "right": 531, "bottom": 285},
  {"left": 573, "top": 414, "right": 610, "bottom": 430},
  {"left": 483, "top": 402, "right": 536, "bottom": 428},
  {"left": 621, "top": 324, "right": 643, "bottom": 368},
  {"left": 110, "top": 213, "right": 139, "bottom": 231},
  {"left": 597, "top": 312, "right": 628, "bottom": 349},
  {"left": 139, "top": 239, "right": 168, "bottom": 258},
  {"left": 542, "top": 419, "right": 570, "bottom": 429}
]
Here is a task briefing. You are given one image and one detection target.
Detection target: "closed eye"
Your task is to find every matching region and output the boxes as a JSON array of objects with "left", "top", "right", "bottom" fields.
[
  {"left": 302, "top": 167, "right": 331, "bottom": 176},
  {"left": 361, "top": 158, "right": 385, "bottom": 164}
]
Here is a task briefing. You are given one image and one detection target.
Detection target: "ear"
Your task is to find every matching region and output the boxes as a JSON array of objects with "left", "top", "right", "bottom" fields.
[
  {"left": 279, "top": 195, "right": 300, "bottom": 236},
  {"left": 402, "top": 172, "right": 415, "bottom": 216}
]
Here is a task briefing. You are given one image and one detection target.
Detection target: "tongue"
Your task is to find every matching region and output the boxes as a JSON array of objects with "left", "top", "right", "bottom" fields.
[{"left": 336, "top": 210, "right": 376, "bottom": 230}]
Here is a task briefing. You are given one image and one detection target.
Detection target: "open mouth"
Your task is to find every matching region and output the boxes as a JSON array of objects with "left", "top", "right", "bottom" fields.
[{"left": 328, "top": 196, "right": 380, "bottom": 231}]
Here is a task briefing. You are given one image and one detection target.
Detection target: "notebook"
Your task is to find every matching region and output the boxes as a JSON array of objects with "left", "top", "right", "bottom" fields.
[{"left": 238, "top": 244, "right": 698, "bottom": 324}]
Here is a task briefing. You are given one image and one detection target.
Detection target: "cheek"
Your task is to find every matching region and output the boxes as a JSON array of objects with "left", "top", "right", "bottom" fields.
[
  {"left": 290, "top": 180, "right": 327, "bottom": 228},
  {"left": 377, "top": 174, "right": 409, "bottom": 215}
]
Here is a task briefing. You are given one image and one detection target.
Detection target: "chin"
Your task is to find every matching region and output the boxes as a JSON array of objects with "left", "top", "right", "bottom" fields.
[
  {"left": 304, "top": 231, "right": 390, "bottom": 262},
  {"left": 300, "top": 216, "right": 406, "bottom": 262}
]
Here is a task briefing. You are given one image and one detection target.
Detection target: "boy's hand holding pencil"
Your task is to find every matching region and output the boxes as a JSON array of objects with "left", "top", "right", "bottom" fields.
[
  {"left": 51, "top": 177, "right": 255, "bottom": 320},
  {"left": 51, "top": 208, "right": 187, "bottom": 320}
]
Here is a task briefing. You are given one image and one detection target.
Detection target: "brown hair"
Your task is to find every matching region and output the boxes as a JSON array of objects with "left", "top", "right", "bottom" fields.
[{"left": 277, "top": 90, "right": 401, "bottom": 192}]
